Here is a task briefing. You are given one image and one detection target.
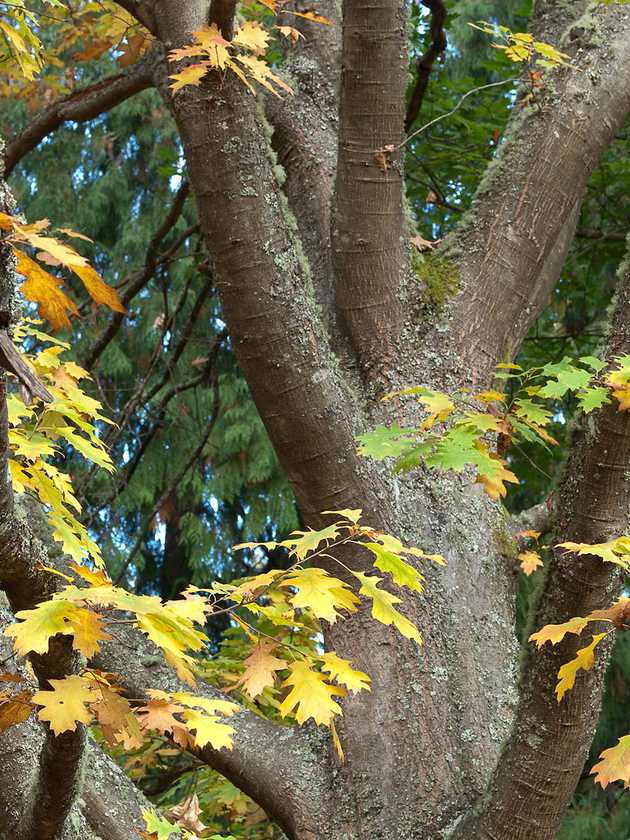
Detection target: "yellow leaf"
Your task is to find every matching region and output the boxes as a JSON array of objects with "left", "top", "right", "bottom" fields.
[
  {"left": 352, "top": 572, "right": 422, "bottom": 644},
  {"left": 278, "top": 659, "right": 344, "bottom": 726},
  {"left": 281, "top": 567, "right": 359, "bottom": 623},
  {"left": 5, "top": 600, "right": 79, "bottom": 655},
  {"left": 320, "top": 652, "right": 370, "bottom": 694},
  {"left": 169, "top": 63, "right": 209, "bottom": 92},
  {"left": 288, "top": 9, "right": 332, "bottom": 24},
  {"left": 181, "top": 708, "right": 236, "bottom": 750},
  {"left": 232, "top": 22, "right": 270, "bottom": 54},
  {"left": 33, "top": 675, "right": 95, "bottom": 735},
  {"left": 529, "top": 616, "right": 588, "bottom": 649},
  {"left": 476, "top": 459, "right": 519, "bottom": 500},
  {"left": 15, "top": 249, "right": 79, "bottom": 330},
  {"left": 519, "top": 550, "right": 543, "bottom": 576},
  {"left": 557, "top": 538, "right": 630, "bottom": 570},
  {"left": 556, "top": 633, "right": 606, "bottom": 702},
  {"left": 71, "top": 263, "right": 126, "bottom": 314},
  {"left": 68, "top": 608, "right": 112, "bottom": 658},
  {"left": 276, "top": 25, "right": 303, "bottom": 43},
  {"left": 418, "top": 391, "right": 454, "bottom": 429}
]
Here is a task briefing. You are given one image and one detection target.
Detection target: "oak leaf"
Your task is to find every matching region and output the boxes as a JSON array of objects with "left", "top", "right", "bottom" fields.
[
  {"left": 556, "top": 633, "right": 606, "bottom": 702},
  {"left": 592, "top": 734, "right": 630, "bottom": 789},
  {"left": 278, "top": 659, "right": 344, "bottom": 726},
  {"left": 237, "top": 641, "right": 286, "bottom": 699}
]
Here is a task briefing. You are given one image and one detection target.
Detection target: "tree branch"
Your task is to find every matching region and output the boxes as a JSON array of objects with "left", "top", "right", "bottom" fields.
[
  {"left": 4, "top": 51, "right": 158, "bottom": 176},
  {"left": 113, "top": 0, "right": 159, "bottom": 35},
  {"left": 156, "top": 36, "right": 384, "bottom": 524},
  {"left": 331, "top": 0, "right": 408, "bottom": 372},
  {"left": 405, "top": 0, "right": 447, "bottom": 132},
  {"left": 458, "top": 243, "right": 630, "bottom": 840},
  {"left": 444, "top": 3, "right": 630, "bottom": 382},
  {"left": 266, "top": 0, "right": 341, "bottom": 333},
  {"left": 94, "top": 624, "right": 333, "bottom": 839}
]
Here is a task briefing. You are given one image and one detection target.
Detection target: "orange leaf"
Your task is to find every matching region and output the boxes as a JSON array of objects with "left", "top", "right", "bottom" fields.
[{"left": 15, "top": 249, "right": 78, "bottom": 330}]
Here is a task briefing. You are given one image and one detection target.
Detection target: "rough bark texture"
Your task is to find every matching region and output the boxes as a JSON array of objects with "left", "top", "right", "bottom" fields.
[{"left": 2, "top": 0, "right": 630, "bottom": 838}]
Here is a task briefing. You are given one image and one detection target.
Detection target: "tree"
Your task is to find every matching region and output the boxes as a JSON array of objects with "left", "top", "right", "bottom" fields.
[{"left": 1, "top": 1, "right": 630, "bottom": 839}]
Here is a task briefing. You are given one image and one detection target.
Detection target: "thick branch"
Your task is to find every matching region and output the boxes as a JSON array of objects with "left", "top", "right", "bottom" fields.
[
  {"left": 459, "top": 247, "right": 630, "bottom": 840},
  {"left": 405, "top": 0, "right": 447, "bottom": 131},
  {"left": 4, "top": 52, "right": 158, "bottom": 176},
  {"left": 266, "top": 0, "right": 341, "bottom": 331},
  {"left": 331, "top": 0, "right": 408, "bottom": 371},
  {"left": 156, "top": 44, "right": 384, "bottom": 523},
  {"left": 445, "top": 3, "right": 630, "bottom": 382},
  {"left": 94, "top": 623, "right": 333, "bottom": 839}
]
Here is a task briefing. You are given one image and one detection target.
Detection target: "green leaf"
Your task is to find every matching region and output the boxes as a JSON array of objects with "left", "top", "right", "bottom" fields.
[
  {"left": 577, "top": 386, "right": 610, "bottom": 413},
  {"left": 356, "top": 423, "right": 417, "bottom": 460},
  {"left": 364, "top": 543, "right": 425, "bottom": 592}
]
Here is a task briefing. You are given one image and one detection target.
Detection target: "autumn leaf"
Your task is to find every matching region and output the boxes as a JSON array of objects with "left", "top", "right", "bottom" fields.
[
  {"left": 320, "top": 652, "right": 370, "bottom": 694},
  {"left": 352, "top": 572, "right": 422, "bottom": 644},
  {"left": 16, "top": 249, "right": 78, "bottom": 330},
  {"left": 592, "top": 734, "right": 630, "bottom": 789},
  {"left": 278, "top": 659, "right": 344, "bottom": 726},
  {"left": 237, "top": 641, "right": 286, "bottom": 699},
  {"left": 519, "top": 550, "right": 543, "bottom": 576},
  {"left": 281, "top": 567, "right": 359, "bottom": 623},
  {"left": 529, "top": 616, "right": 589, "bottom": 648},
  {"left": 71, "top": 263, "right": 126, "bottom": 314},
  {"left": 555, "top": 633, "right": 607, "bottom": 702},
  {"left": 33, "top": 675, "right": 95, "bottom": 735},
  {"left": 181, "top": 708, "right": 236, "bottom": 750},
  {"left": 0, "top": 690, "right": 33, "bottom": 731},
  {"left": 232, "top": 22, "right": 269, "bottom": 54},
  {"left": 364, "top": 542, "right": 425, "bottom": 592},
  {"left": 169, "top": 793, "right": 207, "bottom": 834},
  {"left": 6, "top": 599, "right": 81, "bottom": 655}
]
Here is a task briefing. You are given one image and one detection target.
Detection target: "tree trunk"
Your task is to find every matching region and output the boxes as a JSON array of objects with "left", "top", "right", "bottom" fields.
[{"left": 1, "top": 0, "right": 630, "bottom": 838}]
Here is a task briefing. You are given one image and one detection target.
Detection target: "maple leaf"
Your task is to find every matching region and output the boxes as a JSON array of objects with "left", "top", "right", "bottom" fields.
[
  {"left": 556, "top": 633, "right": 606, "bottom": 702},
  {"left": 237, "top": 641, "right": 286, "bottom": 699},
  {"left": 5, "top": 599, "right": 79, "bottom": 655},
  {"left": 142, "top": 810, "right": 180, "bottom": 840},
  {"left": 529, "top": 616, "right": 588, "bottom": 648},
  {"left": 557, "top": 538, "right": 630, "bottom": 570},
  {"left": 418, "top": 390, "right": 454, "bottom": 429},
  {"left": 232, "top": 22, "right": 269, "bottom": 54},
  {"left": 33, "top": 675, "right": 95, "bottom": 735},
  {"left": 276, "top": 25, "right": 303, "bottom": 43},
  {"left": 279, "top": 659, "right": 344, "bottom": 726},
  {"left": 89, "top": 683, "right": 132, "bottom": 743},
  {"left": 519, "top": 550, "right": 543, "bottom": 576},
  {"left": 137, "top": 695, "right": 185, "bottom": 735},
  {"left": 281, "top": 567, "right": 359, "bottom": 623},
  {"left": 320, "top": 652, "right": 370, "bottom": 694},
  {"left": 71, "top": 263, "right": 126, "bottom": 314},
  {"left": 353, "top": 572, "right": 422, "bottom": 644},
  {"left": 592, "top": 735, "right": 630, "bottom": 788},
  {"left": 68, "top": 608, "right": 112, "bottom": 658},
  {"left": 356, "top": 423, "right": 417, "bottom": 460}
]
